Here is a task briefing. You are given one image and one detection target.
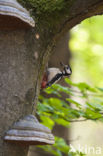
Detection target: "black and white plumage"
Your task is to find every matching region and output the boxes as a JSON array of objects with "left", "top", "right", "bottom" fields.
[{"left": 41, "top": 62, "right": 72, "bottom": 89}]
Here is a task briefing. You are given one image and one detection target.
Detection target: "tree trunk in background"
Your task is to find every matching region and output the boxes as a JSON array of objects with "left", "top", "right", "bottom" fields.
[
  {"left": 0, "top": 30, "right": 35, "bottom": 155},
  {"left": 1, "top": 0, "right": 103, "bottom": 156},
  {"left": 49, "top": 33, "right": 71, "bottom": 147}
]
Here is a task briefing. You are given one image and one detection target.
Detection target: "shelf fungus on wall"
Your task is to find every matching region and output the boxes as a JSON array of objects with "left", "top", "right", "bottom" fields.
[
  {"left": 0, "top": 0, "right": 35, "bottom": 30},
  {"left": 4, "top": 115, "right": 55, "bottom": 145}
]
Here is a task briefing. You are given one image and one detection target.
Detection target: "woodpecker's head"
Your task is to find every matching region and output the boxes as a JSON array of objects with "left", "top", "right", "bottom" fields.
[{"left": 60, "top": 62, "right": 72, "bottom": 76}]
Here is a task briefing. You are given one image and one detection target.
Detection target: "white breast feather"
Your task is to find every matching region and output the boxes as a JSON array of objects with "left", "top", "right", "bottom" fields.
[{"left": 47, "top": 68, "right": 61, "bottom": 82}]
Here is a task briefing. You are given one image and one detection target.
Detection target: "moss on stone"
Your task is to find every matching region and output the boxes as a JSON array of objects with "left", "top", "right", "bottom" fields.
[
  {"left": 18, "top": 0, "right": 75, "bottom": 31},
  {"left": 19, "top": 0, "right": 65, "bottom": 14},
  {"left": 18, "top": 0, "right": 73, "bottom": 15}
]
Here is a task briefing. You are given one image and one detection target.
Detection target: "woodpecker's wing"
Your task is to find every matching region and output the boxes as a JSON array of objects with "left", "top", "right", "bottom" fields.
[
  {"left": 46, "top": 73, "right": 63, "bottom": 87},
  {"left": 47, "top": 68, "right": 61, "bottom": 81}
]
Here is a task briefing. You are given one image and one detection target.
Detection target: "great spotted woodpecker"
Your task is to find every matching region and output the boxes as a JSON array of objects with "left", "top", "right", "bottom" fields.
[{"left": 41, "top": 62, "right": 72, "bottom": 89}]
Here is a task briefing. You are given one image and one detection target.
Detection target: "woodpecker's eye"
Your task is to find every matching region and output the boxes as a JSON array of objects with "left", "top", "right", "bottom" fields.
[{"left": 66, "top": 66, "right": 70, "bottom": 70}]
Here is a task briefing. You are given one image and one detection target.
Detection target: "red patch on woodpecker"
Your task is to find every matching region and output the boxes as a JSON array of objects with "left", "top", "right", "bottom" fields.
[
  {"left": 41, "top": 73, "right": 48, "bottom": 89},
  {"left": 41, "top": 81, "right": 47, "bottom": 89}
]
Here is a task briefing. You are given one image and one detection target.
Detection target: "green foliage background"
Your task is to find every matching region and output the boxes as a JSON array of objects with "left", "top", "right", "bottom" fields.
[
  {"left": 70, "top": 15, "right": 103, "bottom": 86},
  {"left": 37, "top": 15, "right": 103, "bottom": 156}
]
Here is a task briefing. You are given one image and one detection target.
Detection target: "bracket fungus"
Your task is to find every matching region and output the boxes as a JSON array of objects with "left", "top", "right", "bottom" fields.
[
  {"left": 0, "top": 0, "right": 35, "bottom": 30},
  {"left": 4, "top": 115, "right": 55, "bottom": 145}
]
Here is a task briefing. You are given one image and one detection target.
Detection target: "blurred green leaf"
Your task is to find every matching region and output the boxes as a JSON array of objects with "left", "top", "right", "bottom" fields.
[{"left": 40, "top": 115, "right": 54, "bottom": 129}]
